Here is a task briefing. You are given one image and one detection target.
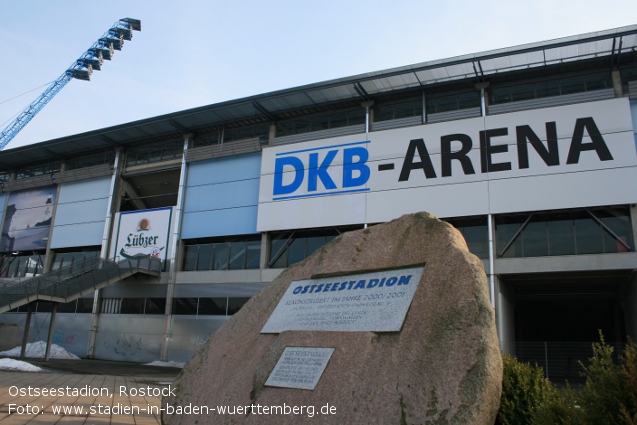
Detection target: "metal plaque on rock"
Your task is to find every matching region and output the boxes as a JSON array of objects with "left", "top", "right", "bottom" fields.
[
  {"left": 265, "top": 347, "right": 335, "bottom": 390},
  {"left": 261, "top": 265, "right": 425, "bottom": 333}
]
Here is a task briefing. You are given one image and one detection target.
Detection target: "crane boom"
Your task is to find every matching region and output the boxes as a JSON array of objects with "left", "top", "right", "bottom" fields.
[{"left": 0, "top": 18, "right": 141, "bottom": 151}]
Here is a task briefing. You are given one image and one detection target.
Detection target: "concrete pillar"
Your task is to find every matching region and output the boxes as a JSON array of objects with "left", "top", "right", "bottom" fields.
[
  {"left": 87, "top": 150, "right": 122, "bottom": 358},
  {"left": 361, "top": 101, "right": 374, "bottom": 135},
  {"left": 422, "top": 91, "right": 427, "bottom": 124},
  {"left": 260, "top": 233, "right": 270, "bottom": 270},
  {"left": 20, "top": 303, "right": 33, "bottom": 359},
  {"left": 44, "top": 303, "right": 58, "bottom": 362},
  {"left": 268, "top": 124, "right": 276, "bottom": 145},
  {"left": 612, "top": 69, "right": 623, "bottom": 98},
  {"left": 475, "top": 82, "right": 490, "bottom": 117},
  {"left": 161, "top": 134, "right": 190, "bottom": 361}
]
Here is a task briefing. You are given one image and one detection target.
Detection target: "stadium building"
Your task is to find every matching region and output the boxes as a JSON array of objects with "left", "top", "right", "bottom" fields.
[{"left": 1, "top": 25, "right": 637, "bottom": 379}]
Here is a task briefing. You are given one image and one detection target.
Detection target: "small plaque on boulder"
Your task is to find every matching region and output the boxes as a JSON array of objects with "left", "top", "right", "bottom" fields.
[
  {"left": 265, "top": 347, "right": 335, "bottom": 390},
  {"left": 262, "top": 266, "right": 425, "bottom": 333}
]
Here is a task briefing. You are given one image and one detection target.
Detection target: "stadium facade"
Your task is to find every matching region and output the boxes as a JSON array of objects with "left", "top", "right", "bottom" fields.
[{"left": 1, "top": 25, "right": 637, "bottom": 377}]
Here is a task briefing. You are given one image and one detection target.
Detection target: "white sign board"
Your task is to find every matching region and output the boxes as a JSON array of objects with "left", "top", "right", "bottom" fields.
[
  {"left": 113, "top": 207, "right": 172, "bottom": 264},
  {"left": 257, "top": 98, "right": 637, "bottom": 231},
  {"left": 265, "top": 347, "right": 335, "bottom": 390},
  {"left": 261, "top": 266, "right": 425, "bottom": 333}
]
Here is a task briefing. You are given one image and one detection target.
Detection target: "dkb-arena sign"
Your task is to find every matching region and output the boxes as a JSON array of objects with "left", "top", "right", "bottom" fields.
[{"left": 257, "top": 98, "right": 637, "bottom": 231}]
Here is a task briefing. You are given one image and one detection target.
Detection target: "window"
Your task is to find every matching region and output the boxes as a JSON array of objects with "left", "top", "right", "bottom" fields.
[
  {"left": 66, "top": 152, "right": 115, "bottom": 171},
  {"left": 193, "top": 131, "right": 221, "bottom": 148},
  {"left": 426, "top": 92, "right": 480, "bottom": 115},
  {"left": 223, "top": 124, "right": 270, "bottom": 143},
  {"left": 182, "top": 236, "right": 261, "bottom": 271},
  {"left": 171, "top": 297, "right": 249, "bottom": 315},
  {"left": 15, "top": 162, "right": 61, "bottom": 180},
  {"left": 276, "top": 109, "right": 365, "bottom": 138},
  {"left": 126, "top": 139, "right": 183, "bottom": 167},
  {"left": 55, "top": 298, "right": 94, "bottom": 313},
  {"left": 51, "top": 249, "right": 100, "bottom": 273},
  {"left": 375, "top": 99, "right": 422, "bottom": 122},
  {"left": 145, "top": 298, "right": 166, "bottom": 314},
  {"left": 76, "top": 298, "right": 94, "bottom": 313},
  {"left": 269, "top": 226, "right": 361, "bottom": 268},
  {"left": 99, "top": 297, "right": 167, "bottom": 314},
  {"left": 0, "top": 253, "right": 45, "bottom": 278},
  {"left": 496, "top": 207, "right": 632, "bottom": 258},
  {"left": 490, "top": 72, "right": 611, "bottom": 105},
  {"left": 443, "top": 217, "right": 489, "bottom": 259},
  {"left": 620, "top": 66, "right": 637, "bottom": 93}
]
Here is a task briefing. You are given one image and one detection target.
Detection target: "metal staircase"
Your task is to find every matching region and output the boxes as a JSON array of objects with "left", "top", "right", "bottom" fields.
[{"left": 0, "top": 257, "right": 161, "bottom": 314}]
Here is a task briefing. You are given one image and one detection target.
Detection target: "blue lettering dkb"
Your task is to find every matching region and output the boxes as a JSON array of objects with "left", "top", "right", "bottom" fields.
[
  {"left": 308, "top": 150, "right": 337, "bottom": 192},
  {"left": 273, "top": 156, "right": 304, "bottom": 195},
  {"left": 272, "top": 142, "right": 371, "bottom": 198},
  {"left": 343, "top": 147, "right": 370, "bottom": 188}
]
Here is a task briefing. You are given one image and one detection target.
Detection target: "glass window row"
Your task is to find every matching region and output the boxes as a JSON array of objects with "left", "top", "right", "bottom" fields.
[
  {"left": 276, "top": 109, "right": 365, "bottom": 138},
  {"left": 496, "top": 207, "right": 633, "bottom": 258},
  {"left": 489, "top": 72, "right": 612, "bottom": 105},
  {"left": 126, "top": 139, "right": 184, "bottom": 167},
  {"left": 183, "top": 237, "right": 261, "bottom": 271},
  {"left": 171, "top": 297, "right": 249, "bottom": 316}
]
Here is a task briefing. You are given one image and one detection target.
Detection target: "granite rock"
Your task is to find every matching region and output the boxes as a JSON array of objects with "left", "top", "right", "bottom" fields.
[{"left": 163, "top": 212, "right": 502, "bottom": 424}]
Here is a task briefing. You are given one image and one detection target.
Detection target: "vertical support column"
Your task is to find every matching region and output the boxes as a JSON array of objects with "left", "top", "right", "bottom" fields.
[
  {"left": 422, "top": 91, "right": 427, "bottom": 124},
  {"left": 268, "top": 124, "right": 276, "bottom": 146},
  {"left": 612, "top": 69, "right": 623, "bottom": 98},
  {"left": 487, "top": 213, "right": 496, "bottom": 310},
  {"left": 161, "top": 134, "right": 190, "bottom": 361},
  {"left": 630, "top": 205, "right": 637, "bottom": 247},
  {"left": 20, "top": 303, "right": 33, "bottom": 359},
  {"left": 44, "top": 303, "right": 58, "bottom": 362},
  {"left": 361, "top": 101, "right": 374, "bottom": 136},
  {"left": 361, "top": 101, "right": 373, "bottom": 229},
  {"left": 43, "top": 164, "right": 65, "bottom": 273},
  {"left": 476, "top": 82, "right": 490, "bottom": 117},
  {"left": 87, "top": 150, "right": 121, "bottom": 359},
  {"left": 260, "top": 233, "right": 270, "bottom": 270}
]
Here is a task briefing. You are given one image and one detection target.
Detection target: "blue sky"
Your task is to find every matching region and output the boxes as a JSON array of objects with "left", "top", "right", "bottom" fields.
[{"left": 1, "top": 0, "right": 637, "bottom": 150}]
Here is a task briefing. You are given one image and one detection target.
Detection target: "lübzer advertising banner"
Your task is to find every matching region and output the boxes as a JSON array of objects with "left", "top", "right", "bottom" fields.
[{"left": 113, "top": 207, "right": 172, "bottom": 266}]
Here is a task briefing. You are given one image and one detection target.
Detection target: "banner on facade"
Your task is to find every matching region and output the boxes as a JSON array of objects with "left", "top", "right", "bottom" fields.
[
  {"left": 257, "top": 98, "right": 637, "bottom": 231},
  {"left": 112, "top": 207, "right": 172, "bottom": 265},
  {"left": 0, "top": 186, "right": 56, "bottom": 252}
]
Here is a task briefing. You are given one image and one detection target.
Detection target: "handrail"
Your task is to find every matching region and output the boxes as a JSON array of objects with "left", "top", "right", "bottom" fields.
[{"left": 0, "top": 256, "right": 161, "bottom": 309}]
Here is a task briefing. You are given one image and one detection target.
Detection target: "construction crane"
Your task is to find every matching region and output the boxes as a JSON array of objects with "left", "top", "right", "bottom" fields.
[{"left": 0, "top": 18, "right": 141, "bottom": 151}]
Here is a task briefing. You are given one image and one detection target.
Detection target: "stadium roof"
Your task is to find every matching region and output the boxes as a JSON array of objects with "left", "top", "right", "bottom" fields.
[{"left": 2, "top": 24, "right": 637, "bottom": 170}]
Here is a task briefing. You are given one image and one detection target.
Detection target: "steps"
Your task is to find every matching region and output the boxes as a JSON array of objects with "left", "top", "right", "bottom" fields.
[{"left": 0, "top": 257, "right": 161, "bottom": 313}]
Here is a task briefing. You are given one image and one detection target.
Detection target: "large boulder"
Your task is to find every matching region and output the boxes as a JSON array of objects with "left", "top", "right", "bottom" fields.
[{"left": 163, "top": 212, "right": 502, "bottom": 424}]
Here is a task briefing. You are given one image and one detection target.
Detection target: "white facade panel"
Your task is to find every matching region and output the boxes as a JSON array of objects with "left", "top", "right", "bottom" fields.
[
  {"left": 257, "top": 98, "right": 636, "bottom": 231},
  {"left": 50, "top": 222, "right": 107, "bottom": 249},
  {"left": 257, "top": 192, "right": 366, "bottom": 231},
  {"left": 50, "top": 177, "right": 110, "bottom": 249},
  {"left": 488, "top": 167, "right": 637, "bottom": 214},
  {"left": 366, "top": 181, "right": 491, "bottom": 223}
]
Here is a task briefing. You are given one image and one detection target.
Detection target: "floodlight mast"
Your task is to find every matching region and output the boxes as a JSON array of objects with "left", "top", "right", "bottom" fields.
[{"left": 0, "top": 18, "right": 141, "bottom": 152}]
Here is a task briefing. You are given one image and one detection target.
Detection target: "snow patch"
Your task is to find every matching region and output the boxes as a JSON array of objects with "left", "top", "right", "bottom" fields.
[
  {"left": 0, "top": 341, "right": 81, "bottom": 360},
  {"left": 0, "top": 358, "right": 43, "bottom": 372},
  {"left": 144, "top": 360, "right": 185, "bottom": 368}
]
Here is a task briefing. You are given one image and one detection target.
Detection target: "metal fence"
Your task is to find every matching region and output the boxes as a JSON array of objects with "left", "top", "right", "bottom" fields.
[{"left": 502, "top": 341, "right": 626, "bottom": 383}]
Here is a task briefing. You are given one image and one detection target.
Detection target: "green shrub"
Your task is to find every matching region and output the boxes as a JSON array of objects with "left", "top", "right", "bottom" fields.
[
  {"left": 497, "top": 334, "right": 637, "bottom": 425},
  {"left": 575, "top": 333, "right": 637, "bottom": 425},
  {"left": 496, "top": 354, "right": 562, "bottom": 425}
]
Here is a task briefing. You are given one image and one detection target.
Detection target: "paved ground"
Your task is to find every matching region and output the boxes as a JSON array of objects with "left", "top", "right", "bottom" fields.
[{"left": 0, "top": 358, "right": 182, "bottom": 425}]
